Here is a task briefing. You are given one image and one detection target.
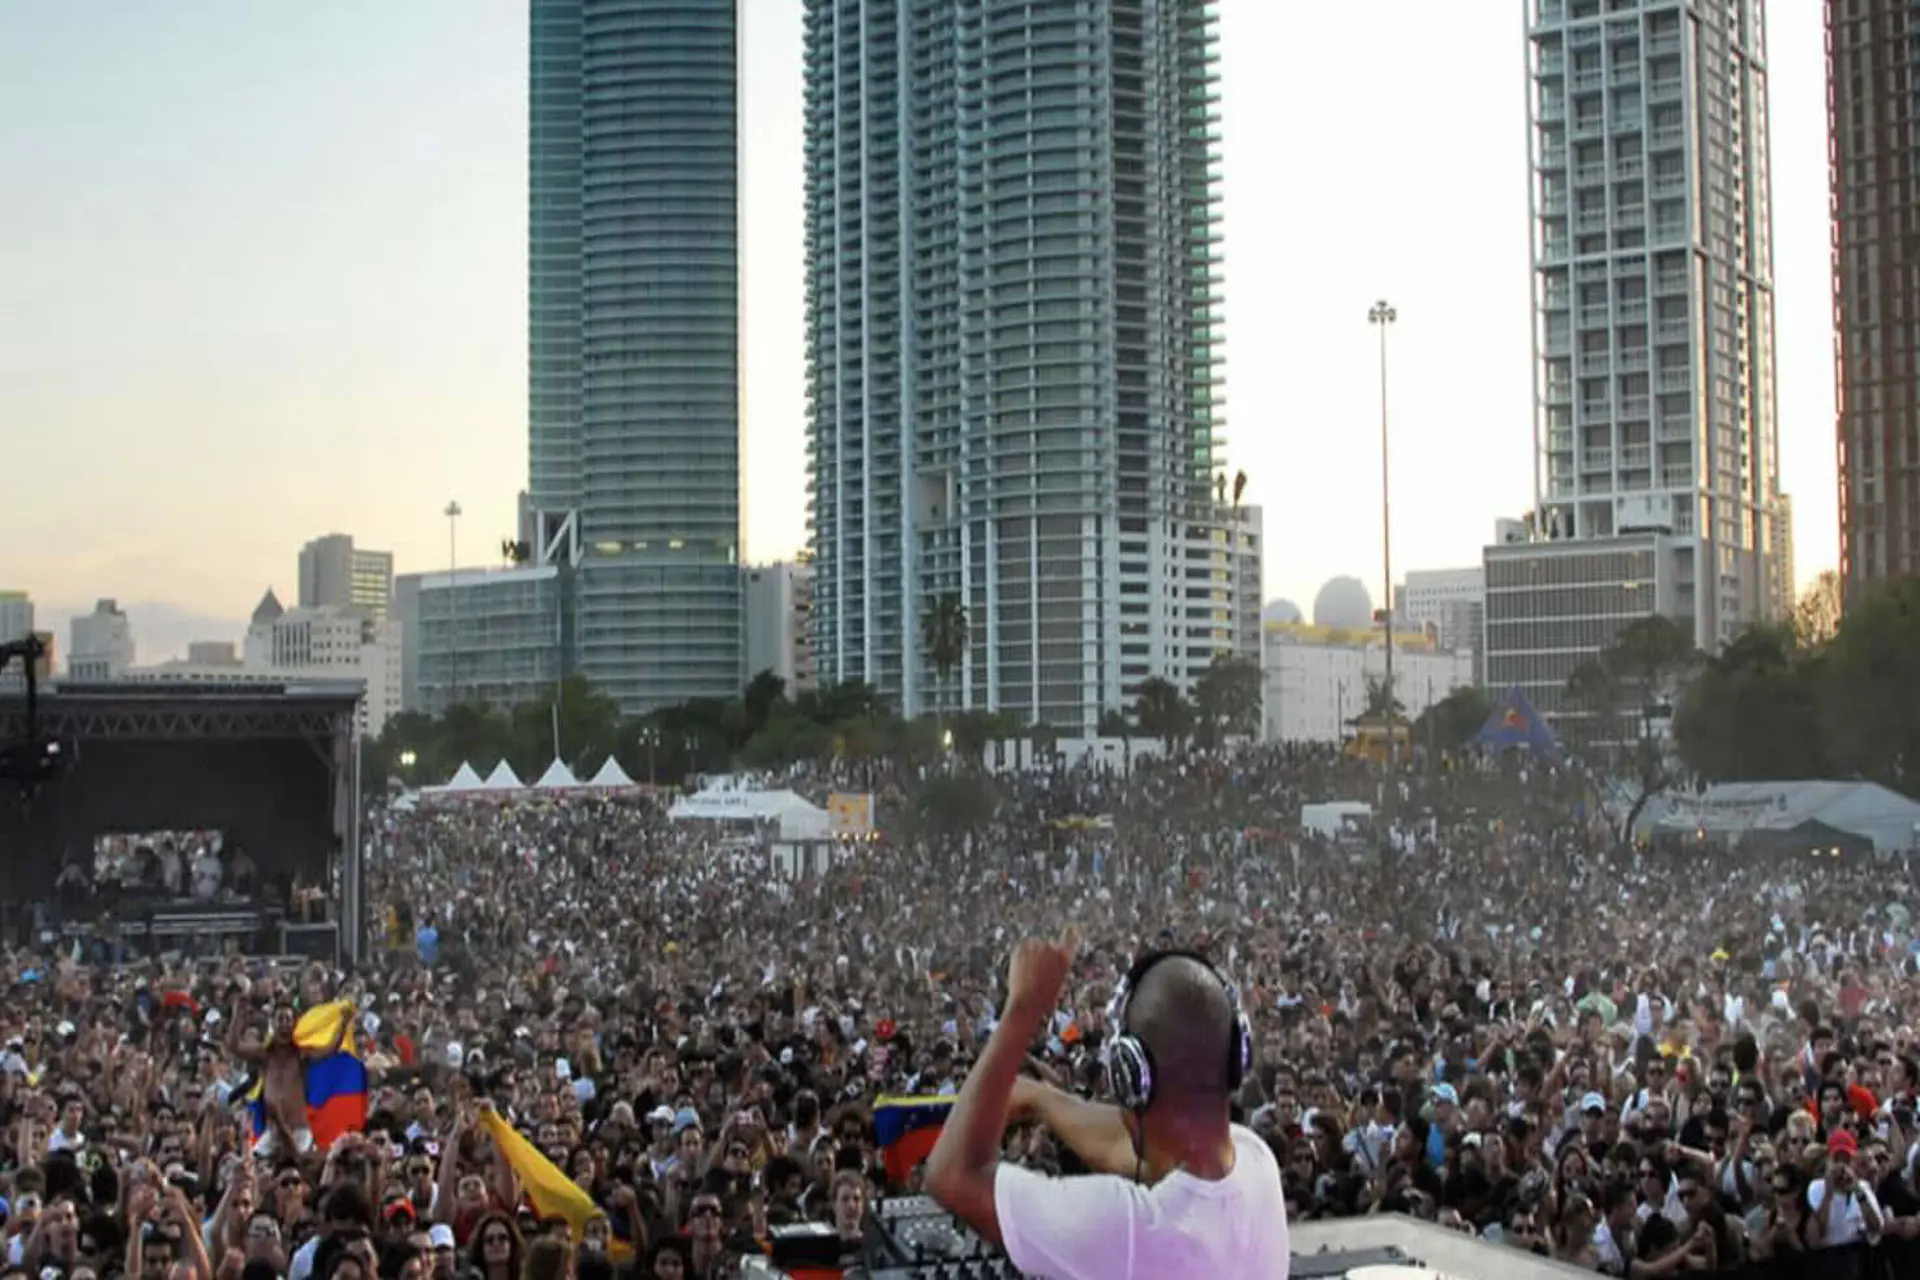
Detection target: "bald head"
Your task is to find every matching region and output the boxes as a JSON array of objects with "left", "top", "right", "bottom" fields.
[{"left": 1125, "top": 955, "right": 1235, "bottom": 1105}]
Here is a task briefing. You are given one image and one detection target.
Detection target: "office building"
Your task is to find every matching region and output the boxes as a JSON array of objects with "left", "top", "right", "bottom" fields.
[
  {"left": 394, "top": 565, "right": 571, "bottom": 717},
  {"left": 1770, "top": 491, "right": 1795, "bottom": 617},
  {"left": 1484, "top": 532, "right": 1681, "bottom": 720},
  {"left": 1260, "top": 622, "right": 1473, "bottom": 745},
  {"left": 187, "top": 641, "right": 242, "bottom": 667},
  {"left": 68, "top": 599, "right": 135, "bottom": 680},
  {"left": 1230, "top": 506, "right": 1265, "bottom": 666},
  {"left": 804, "top": 0, "right": 1235, "bottom": 732},
  {"left": 744, "top": 561, "right": 815, "bottom": 694},
  {"left": 0, "top": 591, "right": 31, "bottom": 645},
  {"left": 527, "top": 0, "right": 743, "bottom": 713},
  {"left": 1496, "top": 0, "right": 1782, "bottom": 714},
  {"left": 1828, "top": 0, "right": 1920, "bottom": 600},
  {"left": 128, "top": 607, "right": 400, "bottom": 738},
  {"left": 1399, "top": 567, "right": 1486, "bottom": 683},
  {"left": 1526, "top": 0, "right": 1780, "bottom": 637},
  {"left": 298, "top": 534, "right": 394, "bottom": 619}
]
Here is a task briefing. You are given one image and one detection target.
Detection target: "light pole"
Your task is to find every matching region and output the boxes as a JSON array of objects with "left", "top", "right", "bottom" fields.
[
  {"left": 638, "top": 726, "right": 659, "bottom": 783},
  {"left": 444, "top": 500, "right": 462, "bottom": 708},
  {"left": 1368, "top": 300, "right": 1397, "bottom": 777}
]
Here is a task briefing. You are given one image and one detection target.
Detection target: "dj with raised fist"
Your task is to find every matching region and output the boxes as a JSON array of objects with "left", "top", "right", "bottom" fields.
[{"left": 925, "top": 929, "right": 1288, "bottom": 1278}]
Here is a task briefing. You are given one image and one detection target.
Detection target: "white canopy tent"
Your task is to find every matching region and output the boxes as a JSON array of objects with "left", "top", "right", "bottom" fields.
[
  {"left": 668, "top": 787, "right": 833, "bottom": 840},
  {"left": 482, "top": 761, "right": 525, "bottom": 792},
  {"left": 587, "top": 757, "right": 635, "bottom": 789},
  {"left": 444, "top": 762, "right": 485, "bottom": 789},
  {"left": 534, "top": 759, "right": 580, "bottom": 790},
  {"left": 423, "top": 762, "right": 485, "bottom": 796}
]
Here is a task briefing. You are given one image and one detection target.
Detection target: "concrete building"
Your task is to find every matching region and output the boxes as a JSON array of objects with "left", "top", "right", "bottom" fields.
[
  {"left": 744, "top": 561, "right": 815, "bottom": 694},
  {"left": 526, "top": 0, "right": 743, "bottom": 713},
  {"left": 182, "top": 598, "right": 406, "bottom": 737},
  {"left": 804, "top": 0, "right": 1237, "bottom": 732},
  {"left": 68, "top": 599, "right": 135, "bottom": 680},
  {"left": 1522, "top": 0, "right": 1782, "bottom": 653},
  {"left": 186, "top": 641, "right": 242, "bottom": 667},
  {"left": 394, "top": 565, "right": 570, "bottom": 717},
  {"left": 1399, "top": 567, "right": 1487, "bottom": 683},
  {"left": 1483, "top": 532, "right": 1680, "bottom": 721},
  {"left": 1770, "top": 492, "right": 1795, "bottom": 618},
  {"left": 1260, "top": 622, "right": 1474, "bottom": 745},
  {"left": 1230, "top": 507, "right": 1265, "bottom": 665},
  {"left": 0, "top": 591, "right": 32, "bottom": 644},
  {"left": 298, "top": 534, "right": 394, "bottom": 619},
  {"left": 1828, "top": 0, "right": 1920, "bottom": 601}
]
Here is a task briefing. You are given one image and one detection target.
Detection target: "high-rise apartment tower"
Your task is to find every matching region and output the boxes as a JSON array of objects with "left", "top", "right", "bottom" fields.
[
  {"left": 1489, "top": 0, "right": 1784, "bottom": 719},
  {"left": 804, "top": 0, "right": 1245, "bottom": 732},
  {"left": 1827, "top": 0, "right": 1920, "bottom": 601},
  {"left": 528, "top": 0, "right": 743, "bottom": 712}
]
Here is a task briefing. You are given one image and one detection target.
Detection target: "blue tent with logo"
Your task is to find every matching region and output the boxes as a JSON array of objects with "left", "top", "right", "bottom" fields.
[{"left": 1472, "top": 688, "right": 1561, "bottom": 755}]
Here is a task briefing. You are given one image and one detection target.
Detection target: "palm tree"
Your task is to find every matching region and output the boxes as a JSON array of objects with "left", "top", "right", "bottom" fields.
[{"left": 921, "top": 594, "right": 969, "bottom": 729}]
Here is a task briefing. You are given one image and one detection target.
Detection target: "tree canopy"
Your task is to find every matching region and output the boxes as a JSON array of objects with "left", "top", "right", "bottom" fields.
[{"left": 1670, "top": 576, "right": 1920, "bottom": 796}]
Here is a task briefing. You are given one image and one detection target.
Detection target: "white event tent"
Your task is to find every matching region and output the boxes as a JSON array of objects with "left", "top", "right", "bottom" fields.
[
  {"left": 534, "top": 759, "right": 580, "bottom": 790},
  {"left": 482, "top": 761, "right": 524, "bottom": 793},
  {"left": 586, "top": 757, "right": 635, "bottom": 789},
  {"left": 668, "top": 786, "right": 833, "bottom": 840}
]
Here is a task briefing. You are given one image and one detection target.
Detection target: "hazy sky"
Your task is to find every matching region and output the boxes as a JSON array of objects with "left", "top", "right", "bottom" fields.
[{"left": 0, "top": 0, "right": 1835, "bottom": 655}]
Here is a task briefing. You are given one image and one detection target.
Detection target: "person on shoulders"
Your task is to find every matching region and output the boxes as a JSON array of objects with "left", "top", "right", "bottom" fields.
[{"left": 924, "top": 930, "right": 1289, "bottom": 1279}]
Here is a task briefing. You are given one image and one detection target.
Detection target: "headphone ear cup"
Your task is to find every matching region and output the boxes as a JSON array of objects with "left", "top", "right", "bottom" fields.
[{"left": 1105, "top": 1036, "right": 1153, "bottom": 1113}]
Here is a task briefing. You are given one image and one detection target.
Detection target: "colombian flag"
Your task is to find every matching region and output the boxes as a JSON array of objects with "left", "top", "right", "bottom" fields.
[
  {"left": 247, "top": 1002, "right": 368, "bottom": 1149},
  {"left": 873, "top": 1095, "right": 955, "bottom": 1185}
]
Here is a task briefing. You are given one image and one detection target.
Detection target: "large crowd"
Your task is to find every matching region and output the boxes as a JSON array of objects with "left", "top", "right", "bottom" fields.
[{"left": 5, "top": 743, "right": 1920, "bottom": 1278}]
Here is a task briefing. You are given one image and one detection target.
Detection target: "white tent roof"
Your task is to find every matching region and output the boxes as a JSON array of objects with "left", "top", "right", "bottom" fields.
[
  {"left": 482, "top": 760, "right": 524, "bottom": 791},
  {"left": 668, "top": 787, "right": 833, "bottom": 840},
  {"left": 434, "top": 762, "right": 485, "bottom": 792},
  {"left": 534, "top": 759, "right": 579, "bottom": 790},
  {"left": 587, "top": 757, "right": 634, "bottom": 788},
  {"left": 1646, "top": 780, "right": 1920, "bottom": 855}
]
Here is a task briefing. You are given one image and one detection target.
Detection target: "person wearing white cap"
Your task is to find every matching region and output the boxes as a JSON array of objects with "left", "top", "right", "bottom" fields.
[{"left": 426, "top": 1224, "right": 458, "bottom": 1279}]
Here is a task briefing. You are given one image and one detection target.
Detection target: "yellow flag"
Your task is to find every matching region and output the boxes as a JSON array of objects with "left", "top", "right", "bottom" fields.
[
  {"left": 476, "top": 1109, "right": 598, "bottom": 1242},
  {"left": 293, "top": 1001, "right": 357, "bottom": 1056}
]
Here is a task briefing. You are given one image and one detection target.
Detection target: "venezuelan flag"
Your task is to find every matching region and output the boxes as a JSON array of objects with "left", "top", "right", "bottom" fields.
[{"left": 873, "top": 1095, "right": 955, "bottom": 1185}]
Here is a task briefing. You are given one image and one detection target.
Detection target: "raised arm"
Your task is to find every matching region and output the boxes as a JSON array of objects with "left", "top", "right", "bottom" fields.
[{"left": 1008, "top": 1077, "right": 1139, "bottom": 1177}]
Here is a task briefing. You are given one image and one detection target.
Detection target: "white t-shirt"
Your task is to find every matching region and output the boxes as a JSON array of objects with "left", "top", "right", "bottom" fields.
[
  {"left": 994, "top": 1125, "right": 1288, "bottom": 1279},
  {"left": 1808, "top": 1177, "right": 1882, "bottom": 1247}
]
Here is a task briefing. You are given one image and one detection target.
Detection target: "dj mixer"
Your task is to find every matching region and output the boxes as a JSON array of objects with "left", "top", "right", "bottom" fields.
[
  {"left": 860, "top": 1195, "right": 1022, "bottom": 1278},
  {"left": 750, "top": 1195, "right": 1449, "bottom": 1279}
]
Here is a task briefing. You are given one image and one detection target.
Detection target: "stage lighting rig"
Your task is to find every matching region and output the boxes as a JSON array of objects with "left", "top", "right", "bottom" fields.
[{"left": 0, "top": 635, "right": 73, "bottom": 792}]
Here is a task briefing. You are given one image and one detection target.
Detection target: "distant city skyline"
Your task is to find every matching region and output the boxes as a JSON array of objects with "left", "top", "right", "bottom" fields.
[{"left": 0, "top": 0, "right": 1838, "bottom": 660}]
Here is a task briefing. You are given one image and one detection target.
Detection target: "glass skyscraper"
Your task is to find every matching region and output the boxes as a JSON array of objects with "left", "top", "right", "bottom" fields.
[
  {"left": 804, "top": 0, "right": 1239, "bottom": 734},
  {"left": 529, "top": 0, "right": 743, "bottom": 713}
]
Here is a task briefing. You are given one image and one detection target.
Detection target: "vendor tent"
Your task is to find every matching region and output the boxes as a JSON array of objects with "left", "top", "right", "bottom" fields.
[
  {"left": 669, "top": 787, "right": 833, "bottom": 840},
  {"left": 586, "top": 757, "right": 634, "bottom": 789},
  {"left": 534, "top": 759, "right": 579, "bottom": 790},
  {"left": 439, "top": 762, "right": 484, "bottom": 791},
  {"left": 482, "top": 761, "right": 525, "bottom": 792}
]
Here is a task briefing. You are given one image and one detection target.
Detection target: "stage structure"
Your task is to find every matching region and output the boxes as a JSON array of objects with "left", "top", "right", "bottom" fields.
[{"left": 0, "top": 681, "right": 364, "bottom": 964}]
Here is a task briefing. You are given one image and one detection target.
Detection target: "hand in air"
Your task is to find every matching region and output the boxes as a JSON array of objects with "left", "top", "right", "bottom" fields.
[{"left": 1007, "top": 927, "right": 1079, "bottom": 1015}]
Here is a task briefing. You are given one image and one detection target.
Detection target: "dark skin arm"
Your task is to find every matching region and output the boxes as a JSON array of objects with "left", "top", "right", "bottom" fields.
[{"left": 924, "top": 929, "right": 1077, "bottom": 1247}]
